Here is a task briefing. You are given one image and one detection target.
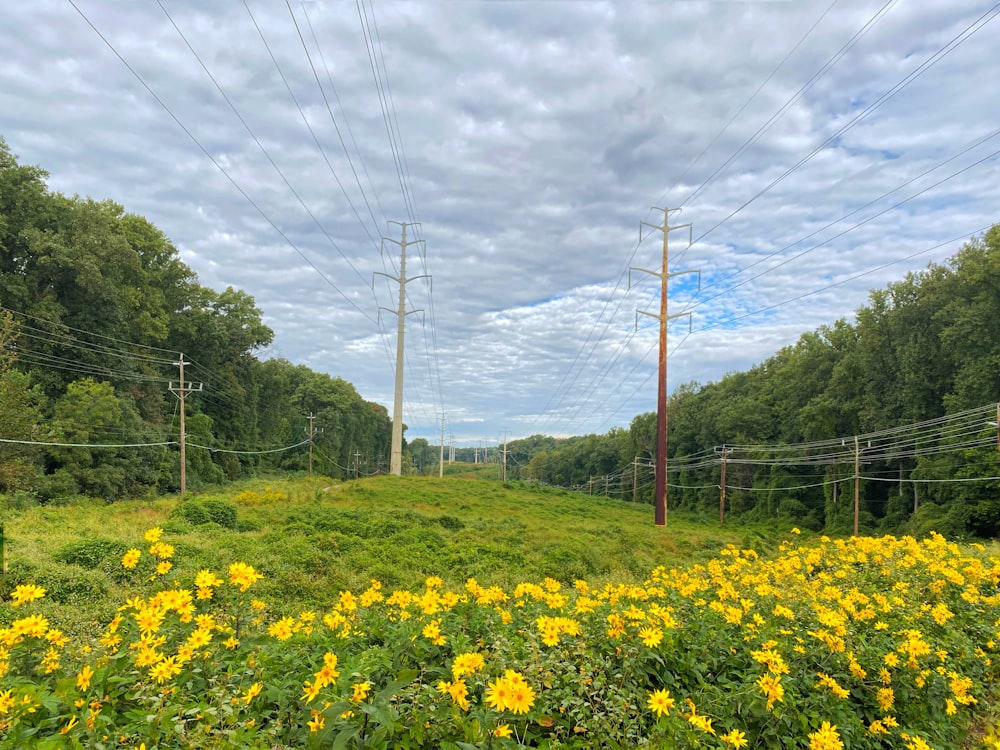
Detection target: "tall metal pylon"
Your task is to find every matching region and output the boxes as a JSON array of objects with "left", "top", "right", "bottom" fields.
[
  {"left": 630, "top": 208, "right": 699, "bottom": 526},
  {"left": 375, "top": 221, "right": 429, "bottom": 475}
]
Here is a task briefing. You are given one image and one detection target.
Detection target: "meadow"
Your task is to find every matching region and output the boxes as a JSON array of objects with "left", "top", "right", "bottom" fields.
[{"left": 1, "top": 474, "right": 999, "bottom": 748}]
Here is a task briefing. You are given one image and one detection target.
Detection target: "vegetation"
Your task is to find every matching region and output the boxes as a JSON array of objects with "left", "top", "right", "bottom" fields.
[
  {"left": 1, "top": 477, "right": 999, "bottom": 748},
  {"left": 0, "top": 136, "right": 392, "bottom": 499},
  {"left": 512, "top": 228, "right": 1000, "bottom": 538}
]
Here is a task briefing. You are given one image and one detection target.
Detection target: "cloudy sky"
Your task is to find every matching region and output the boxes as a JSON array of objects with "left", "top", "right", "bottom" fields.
[{"left": 2, "top": 1, "right": 998, "bottom": 446}]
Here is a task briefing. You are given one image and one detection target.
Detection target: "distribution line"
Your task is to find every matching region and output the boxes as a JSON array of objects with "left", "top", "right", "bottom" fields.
[
  {"left": 0, "top": 305, "right": 178, "bottom": 361},
  {"left": 689, "top": 226, "right": 990, "bottom": 337},
  {"left": 552, "top": 0, "right": 879, "bottom": 423},
  {"left": 66, "top": 0, "right": 378, "bottom": 326},
  {"left": 160, "top": 1, "right": 377, "bottom": 273},
  {"left": 0, "top": 437, "right": 176, "bottom": 448},
  {"left": 300, "top": 2, "right": 389, "bottom": 226},
  {"left": 690, "top": 2, "right": 1000, "bottom": 248},
  {"left": 678, "top": 0, "right": 892, "bottom": 211},
  {"left": 282, "top": 1, "right": 384, "bottom": 249},
  {"left": 681, "top": 126, "right": 1000, "bottom": 308}
]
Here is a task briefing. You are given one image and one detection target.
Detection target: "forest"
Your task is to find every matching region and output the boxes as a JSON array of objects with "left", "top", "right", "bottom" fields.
[
  {"left": 0, "top": 136, "right": 392, "bottom": 500},
  {"left": 508, "top": 225, "right": 1000, "bottom": 537},
  {"left": 2, "top": 135, "right": 999, "bottom": 538}
]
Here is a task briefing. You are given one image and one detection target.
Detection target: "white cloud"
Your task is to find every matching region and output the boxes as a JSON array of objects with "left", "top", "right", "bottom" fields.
[{"left": 1, "top": 0, "right": 998, "bottom": 446}]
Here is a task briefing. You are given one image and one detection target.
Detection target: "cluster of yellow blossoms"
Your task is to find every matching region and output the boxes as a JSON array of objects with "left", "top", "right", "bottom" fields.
[{"left": 1, "top": 529, "right": 999, "bottom": 748}]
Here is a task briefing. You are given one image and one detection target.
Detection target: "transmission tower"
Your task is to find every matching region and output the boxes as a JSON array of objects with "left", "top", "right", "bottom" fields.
[
  {"left": 374, "top": 221, "right": 429, "bottom": 475},
  {"left": 631, "top": 208, "right": 699, "bottom": 526}
]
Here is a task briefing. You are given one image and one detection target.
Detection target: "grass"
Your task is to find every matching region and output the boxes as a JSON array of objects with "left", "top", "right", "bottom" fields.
[{"left": 0, "top": 472, "right": 747, "bottom": 635}]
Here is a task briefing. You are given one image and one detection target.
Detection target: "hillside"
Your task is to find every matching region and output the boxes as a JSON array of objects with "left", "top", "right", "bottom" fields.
[
  {"left": 0, "top": 474, "right": 746, "bottom": 634},
  {"left": 2, "top": 475, "right": 998, "bottom": 748}
]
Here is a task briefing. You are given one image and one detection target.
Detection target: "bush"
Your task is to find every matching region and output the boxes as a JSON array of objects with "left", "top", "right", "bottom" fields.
[
  {"left": 171, "top": 498, "right": 238, "bottom": 529},
  {"left": 53, "top": 538, "right": 129, "bottom": 570}
]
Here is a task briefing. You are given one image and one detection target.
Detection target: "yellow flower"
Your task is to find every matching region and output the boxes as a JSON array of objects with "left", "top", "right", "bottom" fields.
[
  {"left": 268, "top": 617, "right": 297, "bottom": 641},
  {"left": 144, "top": 527, "right": 163, "bottom": 543},
  {"left": 485, "top": 678, "right": 512, "bottom": 711},
  {"left": 638, "top": 626, "right": 663, "bottom": 648},
  {"left": 757, "top": 673, "right": 784, "bottom": 710},
  {"left": 877, "top": 687, "right": 894, "bottom": 712},
  {"left": 451, "top": 652, "right": 485, "bottom": 680},
  {"left": 156, "top": 560, "right": 172, "bottom": 576},
  {"left": 76, "top": 664, "right": 94, "bottom": 692},
  {"left": 721, "top": 728, "right": 749, "bottom": 748},
  {"left": 194, "top": 569, "right": 223, "bottom": 588},
  {"left": 301, "top": 679, "right": 321, "bottom": 703},
  {"left": 228, "top": 562, "right": 263, "bottom": 592},
  {"left": 647, "top": 688, "right": 674, "bottom": 718},
  {"left": 351, "top": 681, "right": 372, "bottom": 702},
  {"left": 437, "top": 679, "right": 470, "bottom": 710},
  {"left": 493, "top": 723, "right": 512, "bottom": 738},
  {"left": 148, "top": 656, "right": 182, "bottom": 684},
  {"left": 11, "top": 613, "right": 49, "bottom": 638},
  {"left": 148, "top": 541, "right": 174, "bottom": 559},
  {"left": 10, "top": 584, "right": 46, "bottom": 606},
  {"left": 422, "top": 619, "right": 446, "bottom": 646},
  {"left": 60, "top": 715, "right": 78, "bottom": 734},
  {"left": 307, "top": 710, "right": 325, "bottom": 732},
  {"left": 809, "top": 721, "right": 844, "bottom": 750},
  {"left": 242, "top": 682, "right": 263, "bottom": 704}
]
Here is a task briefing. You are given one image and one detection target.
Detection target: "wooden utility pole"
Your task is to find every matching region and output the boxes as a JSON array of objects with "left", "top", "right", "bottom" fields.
[
  {"left": 306, "top": 413, "right": 316, "bottom": 476},
  {"left": 632, "top": 208, "right": 698, "bottom": 526},
  {"left": 439, "top": 414, "right": 446, "bottom": 478},
  {"left": 374, "top": 222, "right": 428, "bottom": 476},
  {"left": 632, "top": 457, "right": 639, "bottom": 502},
  {"left": 854, "top": 436, "right": 861, "bottom": 537},
  {"left": 719, "top": 446, "right": 729, "bottom": 524},
  {"left": 169, "top": 354, "right": 202, "bottom": 496},
  {"left": 501, "top": 431, "right": 508, "bottom": 483},
  {"left": 354, "top": 450, "right": 361, "bottom": 479}
]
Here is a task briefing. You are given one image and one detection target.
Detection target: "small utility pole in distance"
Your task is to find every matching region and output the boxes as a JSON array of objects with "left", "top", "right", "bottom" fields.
[
  {"left": 631, "top": 207, "right": 699, "bottom": 526},
  {"left": 853, "top": 436, "right": 864, "bottom": 537},
  {"left": 717, "top": 445, "right": 730, "bottom": 524},
  {"left": 169, "top": 354, "right": 202, "bottom": 496},
  {"left": 304, "top": 413, "right": 319, "bottom": 476},
  {"left": 354, "top": 450, "right": 362, "bottom": 479},
  {"left": 501, "top": 431, "right": 508, "bottom": 483},
  {"left": 439, "top": 414, "right": 446, "bottom": 478}
]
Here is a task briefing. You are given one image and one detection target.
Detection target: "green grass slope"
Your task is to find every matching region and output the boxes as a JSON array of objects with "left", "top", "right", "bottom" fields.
[{"left": 0, "top": 474, "right": 745, "bottom": 634}]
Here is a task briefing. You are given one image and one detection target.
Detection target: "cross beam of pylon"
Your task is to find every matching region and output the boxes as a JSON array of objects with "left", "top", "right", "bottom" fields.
[
  {"left": 374, "top": 221, "right": 430, "bottom": 476},
  {"left": 629, "top": 207, "right": 700, "bottom": 526}
]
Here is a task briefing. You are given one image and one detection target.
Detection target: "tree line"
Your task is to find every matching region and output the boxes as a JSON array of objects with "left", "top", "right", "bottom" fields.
[
  {"left": 0, "top": 136, "right": 392, "bottom": 500},
  {"left": 509, "top": 226, "right": 1000, "bottom": 537}
]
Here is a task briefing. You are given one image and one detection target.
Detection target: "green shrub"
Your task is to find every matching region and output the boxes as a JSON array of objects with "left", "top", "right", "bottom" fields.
[
  {"left": 436, "top": 514, "right": 465, "bottom": 531},
  {"left": 53, "top": 538, "right": 129, "bottom": 569},
  {"left": 171, "top": 498, "right": 238, "bottom": 529}
]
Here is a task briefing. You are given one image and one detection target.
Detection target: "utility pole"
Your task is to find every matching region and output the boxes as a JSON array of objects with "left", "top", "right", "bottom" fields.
[
  {"left": 439, "top": 414, "right": 446, "bottom": 478},
  {"left": 169, "top": 354, "right": 202, "bottom": 496},
  {"left": 718, "top": 445, "right": 730, "bottom": 524},
  {"left": 354, "top": 450, "right": 361, "bottom": 479},
  {"left": 501, "top": 431, "right": 508, "bottom": 483},
  {"left": 854, "top": 436, "right": 861, "bottom": 537},
  {"left": 632, "top": 457, "right": 639, "bottom": 502},
  {"left": 448, "top": 434, "right": 455, "bottom": 463},
  {"left": 305, "top": 413, "right": 316, "bottom": 476},
  {"left": 632, "top": 208, "right": 699, "bottom": 526},
  {"left": 374, "top": 221, "right": 428, "bottom": 476}
]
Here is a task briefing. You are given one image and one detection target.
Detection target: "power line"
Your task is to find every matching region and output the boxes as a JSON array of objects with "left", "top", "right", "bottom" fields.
[
  {"left": 66, "top": 0, "right": 378, "bottom": 326},
  {"left": 282, "top": 0, "right": 384, "bottom": 250},
  {"left": 689, "top": 2, "right": 1000, "bottom": 249}
]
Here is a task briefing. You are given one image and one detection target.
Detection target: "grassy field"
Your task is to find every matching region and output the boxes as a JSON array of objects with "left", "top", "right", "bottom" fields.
[
  {"left": 0, "top": 472, "right": 747, "bottom": 634},
  {"left": 4, "top": 473, "right": 998, "bottom": 748}
]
